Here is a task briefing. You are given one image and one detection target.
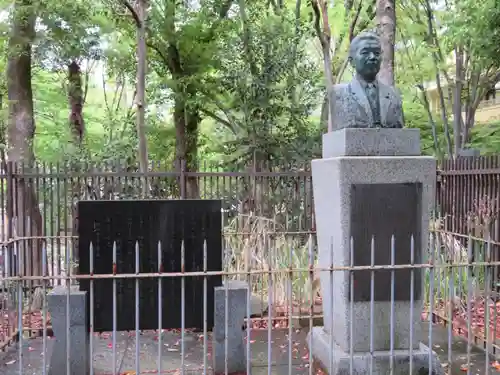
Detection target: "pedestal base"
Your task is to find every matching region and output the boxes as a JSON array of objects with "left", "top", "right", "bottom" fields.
[
  {"left": 307, "top": 327, "right": 445, "bottom": 375},
  {"left": 213, "top": 281, "right": 248, "bottom": 374},
  {"left": 47, "top": 286, "right": 89, "bottom": 375}
]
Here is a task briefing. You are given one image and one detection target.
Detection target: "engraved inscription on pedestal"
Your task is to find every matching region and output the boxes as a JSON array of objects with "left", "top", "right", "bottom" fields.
[{"left": 349, "top": 183, "right": 422, "bottom": 302}]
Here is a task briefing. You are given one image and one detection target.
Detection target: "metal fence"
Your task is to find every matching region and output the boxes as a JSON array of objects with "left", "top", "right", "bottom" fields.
[
  {"left": 0, "top": 161, "right": 314, "bottom": 282},
  {"left": 0, "top": 231, "right": 498, "bottom": 374},
  {"left": 1, "top": 160, "right": 500, "bottom": 372},
  {"left": 3, "top": 156, "right": 500, "bottom": 278},
  {"left": 437, "top": 156, "right": 500, "bottom": 239},
  {"left": 0, "top": 161, "right": 315, "bottom": 355}
]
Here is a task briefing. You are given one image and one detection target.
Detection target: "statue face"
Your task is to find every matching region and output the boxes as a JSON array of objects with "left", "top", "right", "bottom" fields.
[{"left": 351, "top": 38, "right": 381, "bottom": 81}]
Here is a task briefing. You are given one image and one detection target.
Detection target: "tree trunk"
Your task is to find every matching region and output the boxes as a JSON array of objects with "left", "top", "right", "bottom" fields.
[
  {"left": 68, "top": 61, "right": 84, "bottom": 143},
  {"left": 376, "top": 0, "right": 395, "bottom": 86},
  {"left": 453, "top": 47, "right": 464, "bottom": 156},
  {"left": 67, "top": 60, "right": 85, "bottom": 281},
  {"left": 174, "top": 95, "right": 200, "bottom": 199},
  {"left": 318, "top": 0, "right": 335, "bottom": 132},
  {"left": 136, "top": 0, "right": 149, "bottom": 197},
  {"left": 150, "top": 2, "right": 232, "bottom": 201},
  {"left": 463, "top": 107, "right": 476, "bottom": 148},
  {"left": 7, "top": 0, "right": 43, "bottom": 285},
  {"left": 423, "top": 0, "right": 453, "bottom": 156},
  {"left": 417, "top": 85, "right": 442, "bottom": 157}
]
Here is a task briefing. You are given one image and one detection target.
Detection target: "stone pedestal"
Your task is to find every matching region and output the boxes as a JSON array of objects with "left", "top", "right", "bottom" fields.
[
  {"left": 213, "top": 280, "right": 249, "bottom": 374},
  {"left": 48, "top": 286, "right": 89, "bottom": 375},
  {"left": 307, "top": 128, "right": 444, "bottom": 375}
]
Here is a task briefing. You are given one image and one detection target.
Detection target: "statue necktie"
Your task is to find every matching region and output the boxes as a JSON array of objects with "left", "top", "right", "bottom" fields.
[{"left": 366, "top": 83, "right": 381, "bottom": 126}]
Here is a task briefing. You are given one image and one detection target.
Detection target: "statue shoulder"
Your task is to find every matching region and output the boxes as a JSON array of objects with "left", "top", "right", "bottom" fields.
[
  {"left": 380, "top": 82, "right": 402, "bottom": 102},
  {"left": 333, "top": 83, "right": 350, "bottom": 100},
  {"left": 334, "top": 83, "right": 349, "bottom": 93}
]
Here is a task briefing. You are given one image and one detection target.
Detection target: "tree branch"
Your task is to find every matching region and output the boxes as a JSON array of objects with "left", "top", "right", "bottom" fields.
[
  {"left": 146, "top": 41, "right": 169, "bottom": 66},
  {"left": 417, "top": 83, "right": 441, "bottom": 156},
  {"left": 349, "top": 0, "right": 364, "bottom": 42},
  {"left": 268, "top": 0, "right": 279, "bottom": 12},
  {"left": 310, "top": 0, "right": 324, "bottom": 48},
  {"left": 82, "top": 59, "right": 94, "bottom": 105},
  {"left": 400, "top": 27, "right": 442, "bottom": 155},
  {"left": 121, "top": 0, "right": 169, "bottom": 73},
  {"left": 120, "top": 0, "right": 141, "bottom": 28},
  {"left": 199, "top": 108, "right": 236, "bottom": 133},
  {"left": 354, "top": 0, "right": 376, "bottom": 36},
  {"left": 101, "top": 69, "right": 112, "bottom": 120},
  {"left": 238, "top": 0, "right": 258, "bottom": 76},
  {"left": 335, "top": 57, "right": 350, "bottom": 84},
  {"left": 114, "top": 75, "right": 127, "bottom": 114}
]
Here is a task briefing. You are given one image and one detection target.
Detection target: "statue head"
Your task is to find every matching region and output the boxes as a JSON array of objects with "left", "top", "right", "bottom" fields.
[{"left": 349, "top": 31, "right": 382, "bottom": 82}]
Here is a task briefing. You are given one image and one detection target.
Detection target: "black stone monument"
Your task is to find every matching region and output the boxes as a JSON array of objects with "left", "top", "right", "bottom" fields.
[
  {"left": 349, "top": 183, "right": 422, "bottom": 302},
  {"left": 78, "top": 200, "right": 222, "bottom": 332}
]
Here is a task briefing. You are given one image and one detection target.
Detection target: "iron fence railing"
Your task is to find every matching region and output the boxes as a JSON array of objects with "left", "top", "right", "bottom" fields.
[
  {"left": 437, "top": 156, "right": 500, "bottom": 244},
  {"left": 0, "top": 162, "right": 314, "bottom": 283},
  {"left": 2, "top": 156, "right": 500, "bottom": 250},
  {"left": 0, "top": 159, "right": 500, "bottom": 372},
  {"left": 2, "top": 158, "right": 500, "bottom": 278},
  {"left": 0, "top": 231, "right": 498, "bottom": 373}
]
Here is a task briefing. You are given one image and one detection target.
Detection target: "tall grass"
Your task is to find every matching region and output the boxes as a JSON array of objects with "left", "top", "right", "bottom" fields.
[
  {"left": 426, "top": 215, "right": 494, "bottom": 321},
  {"left": 223, "top": 213, "right": 495, "bottom": 319},
  {"left": 223, "top": 214, "right": 318, "bottom": 309}
]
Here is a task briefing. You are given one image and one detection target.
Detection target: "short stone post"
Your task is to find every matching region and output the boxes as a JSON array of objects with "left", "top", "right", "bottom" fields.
[
  {"left": 308, "top": 129, "right": 444, "bottom": 375},
  {"left": 213, "top": 280, "right": 248, "bottom": 374},
  {"left": 48, "top": 286, "right": 89, "bottom": 375}
]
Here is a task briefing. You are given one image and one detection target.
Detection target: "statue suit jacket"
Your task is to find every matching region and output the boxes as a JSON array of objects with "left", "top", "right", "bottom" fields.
[{"left": 331, "top": 78, "right": 404, "bottom": 130}]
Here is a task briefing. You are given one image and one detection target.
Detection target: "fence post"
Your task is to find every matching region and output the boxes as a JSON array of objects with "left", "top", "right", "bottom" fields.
[
  {"left": 180, "top": 159, "right": 186, "bottom": 199},
  {"left": 6, "top": 162, "right": 14, "bottom": 278}
]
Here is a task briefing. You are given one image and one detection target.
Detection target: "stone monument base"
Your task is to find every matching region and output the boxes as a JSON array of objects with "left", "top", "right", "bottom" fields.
[
  {"left": 47, "top": 286, "right": 89, "bottom": 375},
  {"left": 213, "top": 281, "right": 249, "bottom": 374},
  {"left": 307, "top": 327, "right": 444, "bottom": 375}
]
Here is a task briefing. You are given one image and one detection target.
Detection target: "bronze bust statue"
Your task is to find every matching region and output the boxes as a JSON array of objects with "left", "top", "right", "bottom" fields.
[{"left": 332, "top": 31, "right": 404, "bottom": 130}]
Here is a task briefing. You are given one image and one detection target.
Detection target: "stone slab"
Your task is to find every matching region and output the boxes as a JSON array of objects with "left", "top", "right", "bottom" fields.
[
  {"left": 47, "top": 286, "right": 89, "bottom": 375},
  {"left": 307, "top": 327, "right": 445, "bottom": 375},
  {"left": 322, "top": 128, "right": 421, "bottom": 158},
  {"left": 457, "top": 148, "right": 480, "bottom": 157},
  {"left": 47, "top": 286, "right": 86, "bottom": 326},
  {"left": 312, "top": 156, "right": 435, "bottom": 353},
  {"left": 213, "top": 281, "right": 249, "bottom": 374},
  {"left": 350, "top": 183, "right": 422, "bottom": 302},
  {"left": 78, "top": 199, "right": 223, "bottom": 332}
]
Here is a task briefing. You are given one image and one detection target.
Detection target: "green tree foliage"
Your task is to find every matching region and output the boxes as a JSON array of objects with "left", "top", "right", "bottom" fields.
[
  {"left": 202, "top": 4, "right": 322, "bottom": 169},
  {"left": 446, "top": 0, "right": 500, "bottom": 65},
  {"left": 469, "top": 121, "right": 500, "bottom": 155},
  {"left": 397, "top": 0, "right": 500, "bottom": 157}
]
